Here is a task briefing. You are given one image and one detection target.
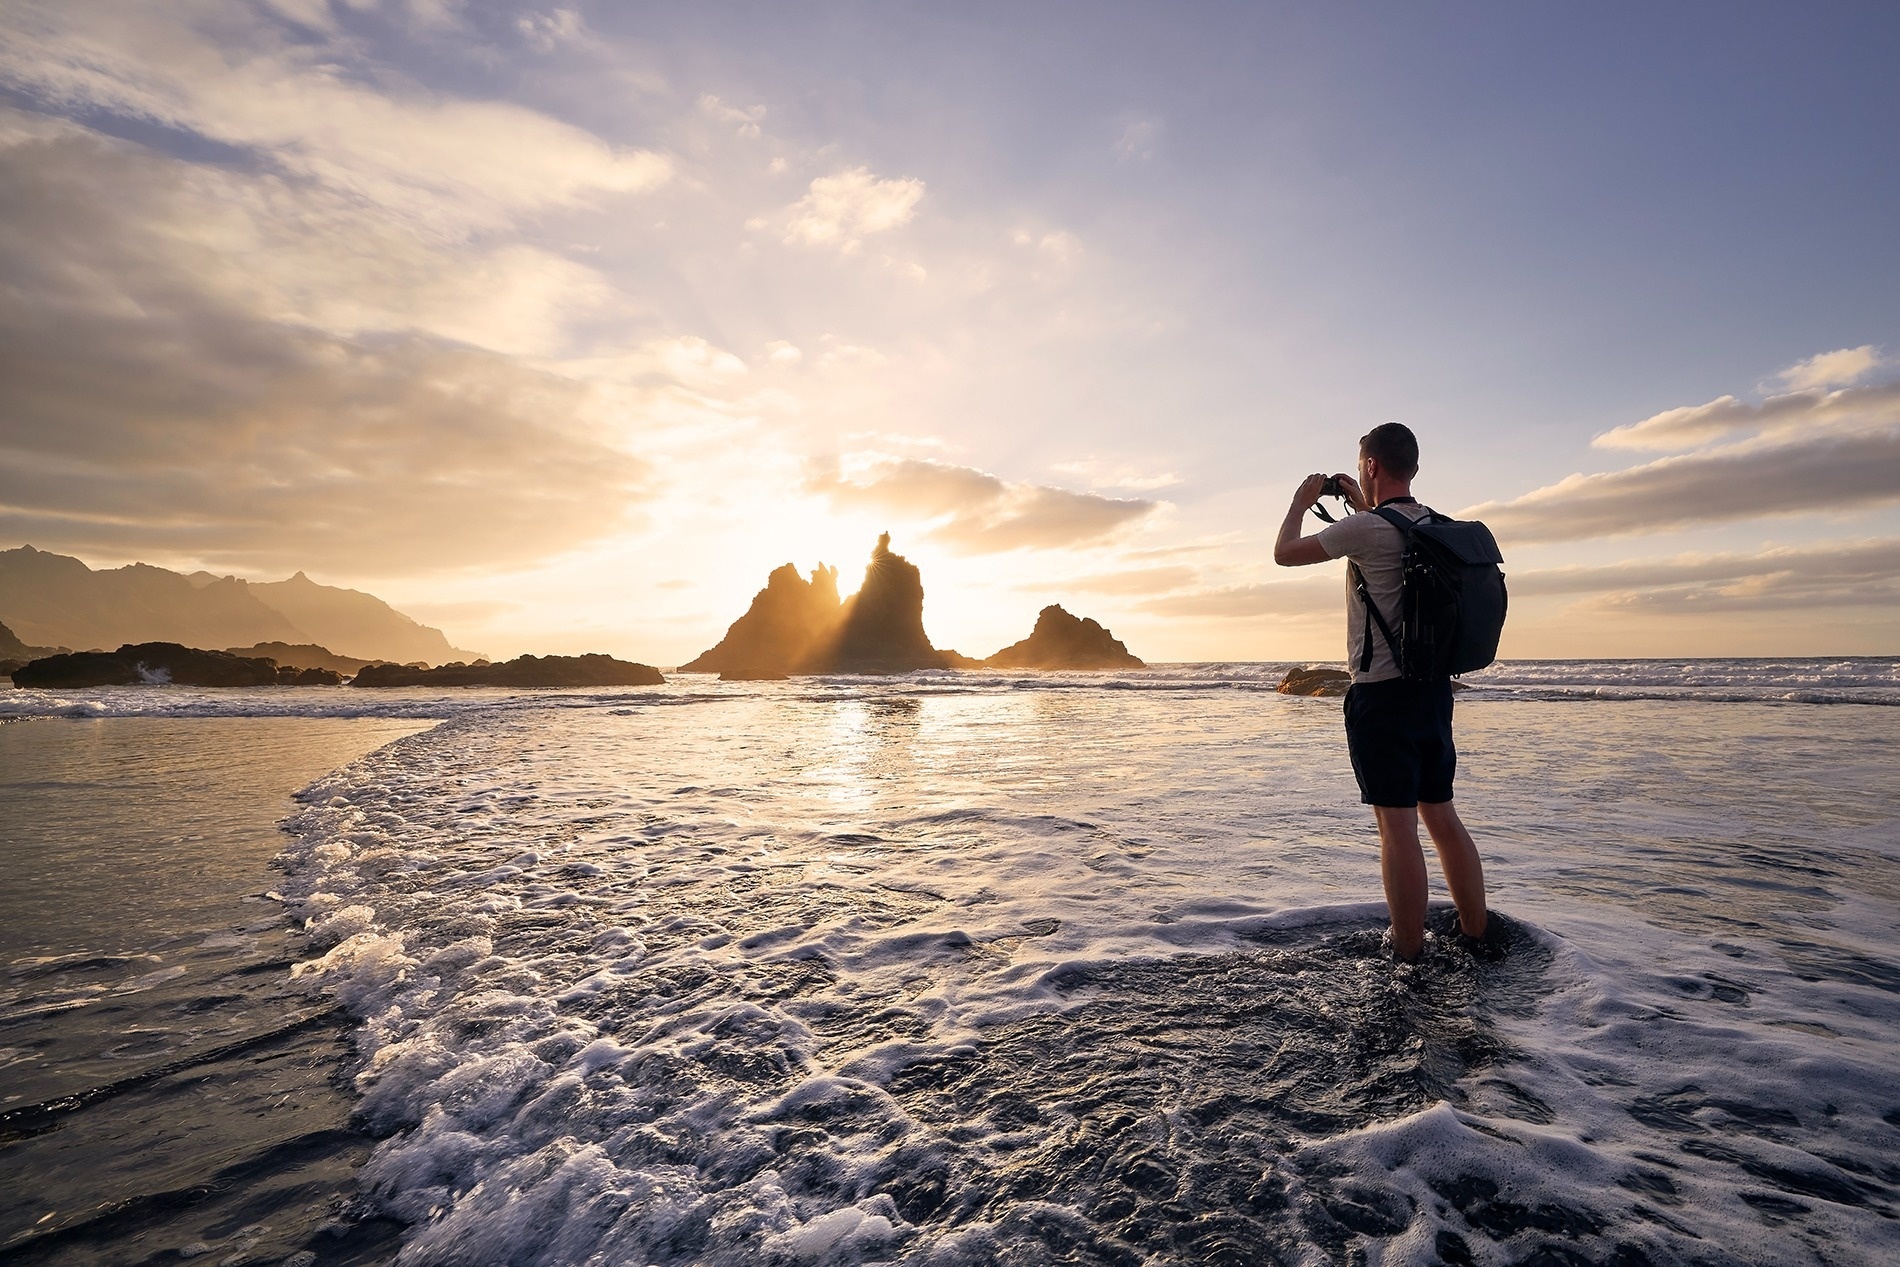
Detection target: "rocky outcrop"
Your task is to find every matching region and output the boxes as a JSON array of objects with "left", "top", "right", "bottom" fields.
[
  {"left": 1278, "top": 666, "right": 1352, "bottom": 696},
  {"left": 682, "top": 534, "right": 960, "bottom": 678},
  {"left": 822, "top": 534, "right": 957, "bottom": 674},
  {"left": 985, "top": 605, "right": 1145, "bottom": 670},
  {"left": 225, "top": 641, "right": 375, "bottom": 675},
  {"left": 350, "top": 653, "right": 663, "bottom": 688},
  {"left": 680, "top": 564, "right": 842, "bottom": 679},
  {"left": 10, "top": 643, "right": 341, "bottom": 688}
]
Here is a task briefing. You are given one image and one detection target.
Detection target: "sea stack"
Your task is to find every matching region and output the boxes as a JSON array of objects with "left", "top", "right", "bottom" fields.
[
  {"left": 683, "top": 534, "right": 961, "bottom": 678},
  {"left": 984, "top": 605, "right": 1145, "bottom": 670}
]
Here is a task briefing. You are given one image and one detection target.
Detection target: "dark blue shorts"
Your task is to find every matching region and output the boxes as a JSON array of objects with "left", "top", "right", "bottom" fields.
[{"left": 1343, "top": 678, "right": 1456, "bottom": 807}]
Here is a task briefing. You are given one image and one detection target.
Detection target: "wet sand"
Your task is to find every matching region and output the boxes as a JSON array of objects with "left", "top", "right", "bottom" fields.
[{"left": 0, "top": 715, "right": 430, "bottom": 1265}]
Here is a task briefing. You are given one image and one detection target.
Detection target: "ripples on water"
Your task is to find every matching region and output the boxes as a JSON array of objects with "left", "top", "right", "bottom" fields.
[{"left": 3, "top": 663, "right": 1898, "bottom": 1265}]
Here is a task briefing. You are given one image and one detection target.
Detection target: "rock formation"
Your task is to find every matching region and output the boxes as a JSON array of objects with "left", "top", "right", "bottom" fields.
[
  {"left": 680, "top": 564, "right": 842, "bottom": 679},
  {"left": 682, "top": 534, "right": 962, "bottom": 678},
  {"left": 351, "top": 653, "right": 663, "bottom": 688},
  {"left": 11, "top": 643, "right": 342, "bottom": 688},
  {"left": 224, "top": 641, "right": 376, "bottom": 675},
  {"left": 822, "top": 534, "right": 957, "bottom": 673},
  {"left": 984, "top": 605, "right": 1145, "bottom": 670},
  {"left": 1278, "top": 665, "right": 1352, "bottom": 696}
]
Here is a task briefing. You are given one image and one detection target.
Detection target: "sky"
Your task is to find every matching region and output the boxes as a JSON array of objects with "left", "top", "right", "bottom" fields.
[{"left": 1, "top": 0, "right": 1897, "bottom": 664}]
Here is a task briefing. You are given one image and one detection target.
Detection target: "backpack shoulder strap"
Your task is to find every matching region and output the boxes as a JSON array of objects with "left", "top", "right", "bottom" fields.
[{"left": 1348, "top": 559, "right": 1402, "bottom": 674}]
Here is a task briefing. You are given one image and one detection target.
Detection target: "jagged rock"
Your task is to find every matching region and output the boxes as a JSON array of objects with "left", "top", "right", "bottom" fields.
[
  {"left": 350, "top": 653, "right": 663, "bottom": 688},
  {"left": 985, "top": 605, "right": 1145, "bottom": 670},
  {"left": 289, "top": 666, "right": 345, "bottom": 685},
  {"left": 1278, "top": 666, "right": 1352, "bottom": 696},
  {"left": 681, "top": 563, "right": 842, "bottom": 679},
  {"left": 819, "top": 534, "right": 957, "bottom": 673},
  {"left": 13, "top": 643, "right": 289, "bottom": 688},
  {"left": 682, "top": 534, "right": 959, "bottom": 678},
  {"left": 225, "top": 641, "right": 374, "bottom": 674}
]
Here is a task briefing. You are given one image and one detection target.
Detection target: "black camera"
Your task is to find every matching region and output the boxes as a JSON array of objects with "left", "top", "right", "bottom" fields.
[{"left": 1319, "top": 475, "right": 1346, "bottom": 499}]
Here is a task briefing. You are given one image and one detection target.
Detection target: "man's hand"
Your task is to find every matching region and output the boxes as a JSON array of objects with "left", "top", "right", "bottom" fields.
[
  {"left": 1276, "top": 473, "right": 1336, "bottom": 567},
  {"left": 1335, "top": 472, "right": 1367, "bottom": 512}
]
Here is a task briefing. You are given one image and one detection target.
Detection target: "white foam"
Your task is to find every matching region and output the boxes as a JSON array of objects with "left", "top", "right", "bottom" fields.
[{"left": 260, "top": 675, "right": 1900, "bottom": 1263}]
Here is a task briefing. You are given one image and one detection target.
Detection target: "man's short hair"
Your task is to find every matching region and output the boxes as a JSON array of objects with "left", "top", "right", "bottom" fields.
[{"left": 1360, "top": 422, "right": 1419, "bottom": 480}]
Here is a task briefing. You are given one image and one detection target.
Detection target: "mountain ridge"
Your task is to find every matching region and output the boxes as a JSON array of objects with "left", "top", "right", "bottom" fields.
[{"left": 0, "top": 545, "right": 475, "bottom": 665}]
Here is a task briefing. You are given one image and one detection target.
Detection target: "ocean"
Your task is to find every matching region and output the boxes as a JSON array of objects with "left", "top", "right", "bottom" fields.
[{"left": 2, "top": 659, "right": 1897, "bottom": 1266}]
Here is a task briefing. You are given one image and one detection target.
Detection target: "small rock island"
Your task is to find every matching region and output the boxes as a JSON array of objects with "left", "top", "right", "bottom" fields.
[{"left": 985, "top": 605, "right": 1144, "bottom": 670}]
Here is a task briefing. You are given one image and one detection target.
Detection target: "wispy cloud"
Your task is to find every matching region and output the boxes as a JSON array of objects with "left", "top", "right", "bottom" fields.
[
  {"left": 807, "top": 456, "right": 1159, "bottom": 553},
  {"left": 1774, "top": 345, "right": 1883, "bottom": 393},
  {"left": 0, "top": 3, "right": 670, "bottom": 239},
  {"left": 783, "top": 167, "right": 924, "bottom": 252},
  {"left": 1470, "top": 352, "right": 1900, "bottom": 543},
  {"left": 1516, "top": 539, "right": 1900, "bottom": 613}
]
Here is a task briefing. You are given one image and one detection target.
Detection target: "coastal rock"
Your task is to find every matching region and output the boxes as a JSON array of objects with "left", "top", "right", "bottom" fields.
[
  {"left": 13, "top": 642, "right": 290, "bottom": 688},
  {"left": 682, "top": 534, "right": 959, "bottom": 678},
  {"left": 1278, "top": 666, "right": 1352, "bottom": 696},
  {"left": 225, "top": 641, "right": 374, "bottom": 675},
  {"left": 680, "top": 563, "right": 842, "bottom": 679},
  {"left": 985, "top": 605, "right": 1145, "bottom": 670},
  {"left": 820, "top": 534, "right": 957, "bottom": 674},
  {"left": 351, "top": 653, "right": 663, "bottom": 688}
]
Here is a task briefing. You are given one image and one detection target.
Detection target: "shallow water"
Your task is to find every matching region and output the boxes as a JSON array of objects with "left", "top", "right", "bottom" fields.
[
  {"left": 0, "top": 716, "right": 428, "bottom": 1265},
  {"left": 3, "top": 664, "right": 1897, "bottom": 1265}
]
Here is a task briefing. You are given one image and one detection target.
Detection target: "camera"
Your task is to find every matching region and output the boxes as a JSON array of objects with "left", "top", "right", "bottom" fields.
[{"left": 1319, "top": 475, "right": 1346, "bottom": 499}]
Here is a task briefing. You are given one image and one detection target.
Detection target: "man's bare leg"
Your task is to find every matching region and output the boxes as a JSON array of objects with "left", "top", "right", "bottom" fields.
[
  {"left": 1372, "top": 805, "right": 1428, "bottom": 961},
  {"left": 1420, "top": 799, "right": 1487, "bottom": 938}
]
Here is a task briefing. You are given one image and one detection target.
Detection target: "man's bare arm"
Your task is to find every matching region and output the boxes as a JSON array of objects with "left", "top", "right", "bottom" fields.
[{"left": 1275, "top": 473, "right": 1335, "bottom": 567}]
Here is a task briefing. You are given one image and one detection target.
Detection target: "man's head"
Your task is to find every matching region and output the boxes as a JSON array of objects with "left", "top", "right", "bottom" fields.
[{"left": 1359, "top": 422, "right": 1419, "bottom": 481}]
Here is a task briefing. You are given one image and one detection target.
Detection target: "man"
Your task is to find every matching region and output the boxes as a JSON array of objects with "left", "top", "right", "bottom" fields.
[{"left": 1272, "top": 422, "right": 1488, "bottom": 962}]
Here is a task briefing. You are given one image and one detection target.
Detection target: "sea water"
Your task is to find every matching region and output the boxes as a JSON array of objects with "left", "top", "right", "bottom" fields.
[{"left": 2, "top": 660, "right": 1896, "bottom": 1266}]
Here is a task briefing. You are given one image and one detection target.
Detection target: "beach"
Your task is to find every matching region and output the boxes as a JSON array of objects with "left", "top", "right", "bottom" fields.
[{"left": 2, "top": 662, "right": 1897, "bottom": 1265}]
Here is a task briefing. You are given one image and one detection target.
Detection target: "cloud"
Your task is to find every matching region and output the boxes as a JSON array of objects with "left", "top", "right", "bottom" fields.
[
  {"left": 807, "top": 457, "right": 1159, "bottom": 553},
  {"left": 1138, "top": 576, "right": 1335, "bottom": 620},
  {"left": 1115, "top": 117, "right": 1160, "bottom": 161},
  {"left": 783, "top": 167, "right": 924, "bottom": 252},
  {"left": 1023, "top": 566, "right": 1199, "bottom": 596},
  {"left": 1775, "top": 345, "right": 1882, "bottom": 393},
  {"left": 1592, "top": 380, "right": 1900, "bottom": 453},
  {"left": 0, "top": 107, "right": 657, "bottom": 575},
  {"left": 1469, "top": 428, "right": 1900, "bottom": 543},
  {"left": 1476, "top": 353, "right": 1900, "bottom": 543},
  {"left": 0, "top": 3, "right": 670, "bottom": 240},
  {"left": 1514, "top": 539, "right": 1900, "bottom": 613},
  {"left": 699, "top": 94, "right": 765, "bottom": 138}
]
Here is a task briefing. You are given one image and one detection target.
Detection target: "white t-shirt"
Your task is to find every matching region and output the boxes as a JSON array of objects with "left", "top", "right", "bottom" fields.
[{"left": 1316, "top": 502, "right": 1433, "bottom": 684}]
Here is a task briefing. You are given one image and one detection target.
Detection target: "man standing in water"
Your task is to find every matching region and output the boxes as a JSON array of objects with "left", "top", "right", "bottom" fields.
[{"left": 1272, "top": 423, "right": 1490, "bottom": 961}]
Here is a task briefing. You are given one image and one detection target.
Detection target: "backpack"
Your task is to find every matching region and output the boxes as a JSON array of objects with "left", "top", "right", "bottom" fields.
[{"left": 1349, "top": 505, "right": 1507, "bottom": 680}]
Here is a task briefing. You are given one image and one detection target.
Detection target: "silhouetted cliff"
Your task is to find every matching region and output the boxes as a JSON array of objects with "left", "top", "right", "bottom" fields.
[
  {"left": 683, "top": 534, "right": 960, "bottom": 678},
  {"left": 351, "top": 654, "right": 662, "bottom": 688},
  {"left": 984, "top": 605, "right": 1145, "bottom": 670}
]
